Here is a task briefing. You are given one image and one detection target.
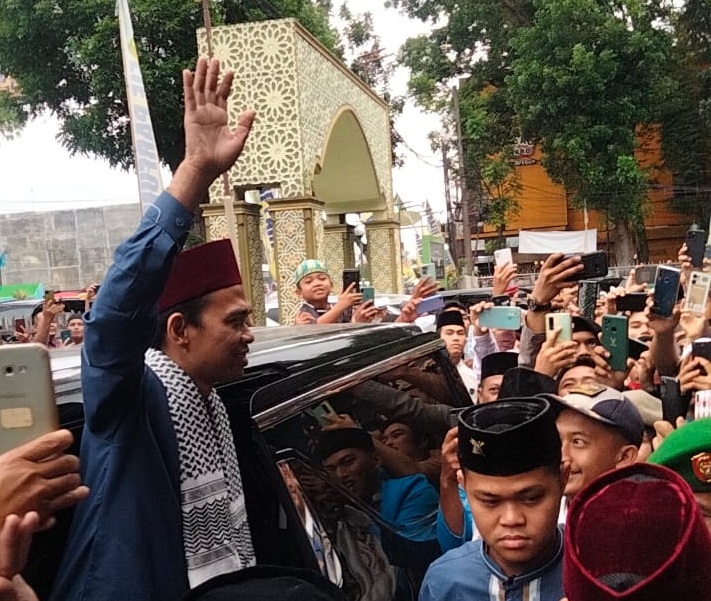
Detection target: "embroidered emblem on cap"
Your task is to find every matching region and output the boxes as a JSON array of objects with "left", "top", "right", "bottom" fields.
[
  {"left": 566, "top": 382, "right": 607, "bottom": 397},
  {"left": 692, "top": 452, "right": 711, "bottom": 483},
  {"left": 470, "top": 438, "right": 485, "bottom": 456}
]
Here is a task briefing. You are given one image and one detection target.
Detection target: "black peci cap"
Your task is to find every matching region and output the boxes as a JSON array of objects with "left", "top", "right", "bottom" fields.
[
  {"left": 457, "top": 398, "right": 561, "bottom": 476},
  {"left": 480, "top": 352, "right": 520, "bottom": 382}
]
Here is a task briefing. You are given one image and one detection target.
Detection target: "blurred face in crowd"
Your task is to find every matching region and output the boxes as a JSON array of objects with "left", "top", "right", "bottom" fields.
[
  {"left": 296, "top": 272, "right": 332, "bottom": 306},
  {"left": 572, "top": 331, "right": 600, "bottom": 360},
  {"left": 68, "top": 317, "right": 84, "bottom": 343},
  {"left": 382, "top": 422, "right": 426, "bottom": 461},
  {"left": 628, "top": 312, "right": 652, "bottom": 342},
  {"left": 558, "top": 365, "right": 599, "bottom": 396},
  {"left": 179, "top": 286, "right": 254, "bottom": 395},
  {"left": 440, "top": 325, "right": 467, "bottom": 363},
  {"left": 556, "top": 409, "right": 637, "bottom": 498},
  {"left": 462, "top": 466, "right": 565, "bottom": 578},
  {"left": 478, "top": 375, "right": 504, "bottom": 403},
  {"left": 323, "top": 447, "right": 380, "bottom": 502}
]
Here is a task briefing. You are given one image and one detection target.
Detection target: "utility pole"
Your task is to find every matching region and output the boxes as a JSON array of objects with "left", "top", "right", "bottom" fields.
[
  {"left": 441, "top": 142, "right": 458, "bottom": 269},
  {"left": 452, "top": 86, "right": 473, "bottom": 275}
]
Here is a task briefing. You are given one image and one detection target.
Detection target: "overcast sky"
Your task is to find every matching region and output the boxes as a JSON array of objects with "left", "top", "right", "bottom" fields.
[{"left": 0, "top": 1, "right": 445, "bottom": 226}]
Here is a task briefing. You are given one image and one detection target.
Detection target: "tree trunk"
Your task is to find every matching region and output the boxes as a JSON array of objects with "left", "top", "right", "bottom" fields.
[{"left": 613, "top": 217, "right": 637, "bottom": 266}]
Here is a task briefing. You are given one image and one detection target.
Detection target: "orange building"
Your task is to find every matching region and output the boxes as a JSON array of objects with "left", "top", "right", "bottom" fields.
[{"left": 474, "top": 128, "right": 689, "bottom": 263}]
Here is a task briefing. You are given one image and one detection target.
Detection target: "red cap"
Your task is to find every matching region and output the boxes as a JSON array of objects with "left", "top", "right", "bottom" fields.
[
  {"left": 158, "top": 239, "right": 242, "bottom": 313},
  {"left": 564, "top": 462, "right": 711, "bottom": 601}
]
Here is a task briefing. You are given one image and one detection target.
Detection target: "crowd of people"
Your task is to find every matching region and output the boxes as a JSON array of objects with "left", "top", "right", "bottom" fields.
[{"left": 2, "top": 56, "right": 711, "bottom": 601}]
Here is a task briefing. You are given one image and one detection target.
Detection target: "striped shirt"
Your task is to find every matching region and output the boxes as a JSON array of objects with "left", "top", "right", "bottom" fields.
[{"left": 419, "top": 527, "right": 564, "bottom": 601}]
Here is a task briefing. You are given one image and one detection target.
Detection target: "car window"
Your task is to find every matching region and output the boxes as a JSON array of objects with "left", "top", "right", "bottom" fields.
[{"left": 257, "top": 347, "right": 469, "bottom": 601}]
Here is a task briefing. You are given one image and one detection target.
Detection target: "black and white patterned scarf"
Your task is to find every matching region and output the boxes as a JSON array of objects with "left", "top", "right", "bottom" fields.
[{"left": 145, "top": 348, "right": 255, "bottom": 589}]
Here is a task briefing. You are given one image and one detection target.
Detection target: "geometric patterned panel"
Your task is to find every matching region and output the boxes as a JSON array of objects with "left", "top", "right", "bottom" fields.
[
  {"left": 237, "top": 205, "right": 267, "bottom": 327},
  {"left": 367, "top": 223, "right": 403, "bottom": 293},
  {"left": 271, "top": 206, "right": 310, "bottom": 324},
  {"left": 322, "top": 228, "right": 347, "bottom": 282},
  {"left": 199, "top": 21, "right": 304, "bottom": 199},
  {"left": 296, "top": 35, "right": 394, "bottom": 219}
]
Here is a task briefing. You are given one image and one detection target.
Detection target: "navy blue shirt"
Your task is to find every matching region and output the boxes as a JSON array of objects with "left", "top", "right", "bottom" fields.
[{"left": 50, "top": 193, "right": 195, "bottom": 601}]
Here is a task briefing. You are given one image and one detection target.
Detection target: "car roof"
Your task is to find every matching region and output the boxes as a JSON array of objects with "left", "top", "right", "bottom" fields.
[{"left": 51, "top": 323, "right": 443, "bottom": 418}]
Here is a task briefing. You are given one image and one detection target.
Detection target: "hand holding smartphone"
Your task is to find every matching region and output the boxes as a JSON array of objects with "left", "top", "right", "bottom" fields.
[
  {"left": 0, "top": 344, "right": 59, "bottom": 454},
  {"left": 651, "top": 266, "right": 681, "bottom": 317},
  {"left": 342, "top": 269, "right": 360, "bottom": 293},
  {"left": 545, "top": 313, "right": 572, "bottom": 346},
  {"left": 562, "top": 251, "right": 608, "bottom": 281},
  {"left": 686, "top": 229, "right": 706, "bottom": 268},
  {"left": 601, "top": 315, "right": 629, "bottom": 371},
  {"left": 416, "top": 294, "right": 445, "bottom": 316},
  {"left": 494, "top": 248, "right": 513, "bottom": 266},
  {"left": 478, "top": 307, "right": 522, "bottom": 330}
]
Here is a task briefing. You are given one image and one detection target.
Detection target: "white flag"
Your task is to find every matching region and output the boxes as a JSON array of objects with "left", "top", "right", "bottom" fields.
[{"left": 117, "top": 0, "right": 164, "bottom": 214}]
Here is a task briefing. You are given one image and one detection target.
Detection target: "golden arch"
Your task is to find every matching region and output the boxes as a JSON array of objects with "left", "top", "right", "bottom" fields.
[{"left": 312, "top": 106, "right": 386, "bottom": 215}]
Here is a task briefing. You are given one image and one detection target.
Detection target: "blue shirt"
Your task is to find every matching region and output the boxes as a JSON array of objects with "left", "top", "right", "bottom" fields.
[
  {"left": 419, "top": 527, "right": 564, "bottom": 601},
  {"left": 436, "top": 486, "right": 474, "bottom": 553},
  {"left": 50, "top": 193, "right": 195, "bottom": 601}
]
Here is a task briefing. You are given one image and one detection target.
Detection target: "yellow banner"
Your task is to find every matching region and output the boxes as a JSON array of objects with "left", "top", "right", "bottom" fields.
[{"left": 117, "top": 0, "right": 164, "bottom": 214}]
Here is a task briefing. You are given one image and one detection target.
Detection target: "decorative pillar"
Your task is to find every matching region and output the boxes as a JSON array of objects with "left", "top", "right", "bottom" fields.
[
  {"left": 268, "top": 197, "right": 325, "bottom": 325},
  {"left": 323, "top": 223, "right": 356, "bottom": 279},
  {"left": 201, "top": 198, "right": 267, "bottom": 327},
  {"left": 365, "top": 219, "right": 403, "bottom": 294}
]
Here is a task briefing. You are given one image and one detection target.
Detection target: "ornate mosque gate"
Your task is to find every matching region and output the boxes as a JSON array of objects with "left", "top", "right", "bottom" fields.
[{"left": 197, "top": 19, "right": 402, "bottom": 325}]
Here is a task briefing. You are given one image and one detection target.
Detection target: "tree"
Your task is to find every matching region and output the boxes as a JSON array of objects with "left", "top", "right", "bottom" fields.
[
  {"left": 394, "top": 0, "right": 677, "bottom": 265},
  {"left": 0, "top": 0, "right": 338, "bottom": 172},
  {"left": 659, "top": 0, "right": 711, "bottom": 228},
  {"left": 394, "top": 0, "right": 529, "bottom": 246},
  {"left": 506, "top": 0, "right": 674, "bottom": 264}
]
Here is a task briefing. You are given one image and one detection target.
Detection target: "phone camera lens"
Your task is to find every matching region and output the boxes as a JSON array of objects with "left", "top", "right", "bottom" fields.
[{"left": 4, "top": 365, "right": 13, "bottom": 376}]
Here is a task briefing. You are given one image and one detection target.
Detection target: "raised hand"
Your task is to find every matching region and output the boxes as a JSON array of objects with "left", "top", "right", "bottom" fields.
[{"left": 169, "top": 57, "right": 256, "bottom": 211}]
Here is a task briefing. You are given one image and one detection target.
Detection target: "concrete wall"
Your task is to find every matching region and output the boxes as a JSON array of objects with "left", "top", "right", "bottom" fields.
[{"left": 0, "top": 204, "right": 140, "bottom": 290}]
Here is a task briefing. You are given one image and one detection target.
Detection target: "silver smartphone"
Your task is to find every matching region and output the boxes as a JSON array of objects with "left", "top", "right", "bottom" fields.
[{"left": 0, "top": 343, "right": 58, "bottom": 454}]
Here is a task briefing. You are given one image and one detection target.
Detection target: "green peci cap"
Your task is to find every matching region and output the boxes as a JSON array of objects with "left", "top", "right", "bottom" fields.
[
  {"left": 648, "top": 418, "right": 711, "bottom": 492},
  {"left": 293, "top": 259, "right": 328, "bottom": 286}
]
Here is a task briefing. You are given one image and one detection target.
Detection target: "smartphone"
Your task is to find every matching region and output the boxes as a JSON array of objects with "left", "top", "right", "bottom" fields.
[
  {"left": 563, "top": 251, "right": 608, "bottom": 281},
  {"left": 361, "top": 286, "right": 375, "bottom": 303},
  {"left": 686, "top": 229, "right": 706, "bottom": 268},
  {"left": 628, "top": 338, "right": 649, "bottom": 361},
  {"left": 692, "top": 338, "right": 711, "bottom": 361},
  {"left": 684, "top": 271, "right": 711, "bottom": 315},
  {"left": 660, "top": 376, "right": 690, "bottom": 424},
  {"left": 491, "top": 294, "right": 511, "bottom": 307},
  {"left": 0, "top": 344, "right": 59, "bottom": 454},
  {"left": 60, "top": 329, "right": 71, "bottom": 343},
  {"left": 342, "top": 269, "right": 360, "bottom": 293},
  {"left": 13, "top": 318, "right": 26, "bottom": 332},
  {"left": 601, "top": 315, "right": 629, "bottom": 371},
  {"left": 306, "top": 400, "right": 337, "bottom": 427},
  {"left": 478, "top": 307, "right": 522, "bottom": 330},
  {"left": 44, "top": 289, "right": 55, "bottom": 302},
  {"left": 634, "top": 265, "right": 657, "bottom": 288},
  {"left": 651, "top": 266, "right": 682, "bottom": 318},
  {"left": 578, "top": 280, "right": 600, "bottom": 319},
  {"left": 494, "top": 248, "right": 513, "bottom": 266},
  {"left": 416, "top": 294, "right": 445, "bottom": 316},
  {"left": 545, "top": 313, "right": 573, "bottom": 346},
  {"left": 615, "top": 292, "right": 648, "bottom": 313}
]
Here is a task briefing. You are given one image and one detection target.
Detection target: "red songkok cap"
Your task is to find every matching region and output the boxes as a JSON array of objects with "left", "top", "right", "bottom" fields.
[
  {"left": 564, "top": 462, "right": 711, "bottom": 601},
  {"left": 158, "top": 239, "right": 242, "bottom": 313}
]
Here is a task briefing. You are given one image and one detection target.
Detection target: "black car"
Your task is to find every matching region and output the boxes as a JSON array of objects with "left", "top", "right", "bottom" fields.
[{"left": 32, "top": 323, "right": 472, "bottom": 601}]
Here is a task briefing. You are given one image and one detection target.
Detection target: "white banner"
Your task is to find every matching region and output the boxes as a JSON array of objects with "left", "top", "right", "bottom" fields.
[
  {"left": 519, "top": 229, "right": 597, "bottom": 254},
  {"left": 117, "top": 0, "right": 164, "bottom": 215}
]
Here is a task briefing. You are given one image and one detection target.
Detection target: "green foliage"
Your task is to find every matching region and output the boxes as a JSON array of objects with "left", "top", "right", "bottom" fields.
[
  {"left": 0, "top": 90, "right": 26, "bottom": 140},
  {"left": 659, "top": 0, "right": 711, "bottom": 226},
  {"left": 0, "top": 0, "right": 337, "bottom": 172}
]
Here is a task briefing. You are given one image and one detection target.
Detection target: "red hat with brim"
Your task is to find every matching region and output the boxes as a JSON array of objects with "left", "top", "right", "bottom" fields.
[
  {"left": 158, "top": 239, "right": 242, "bottom": 313},
  {"left": 564, "top": 462, "right": 711, "bottom": 601}
]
